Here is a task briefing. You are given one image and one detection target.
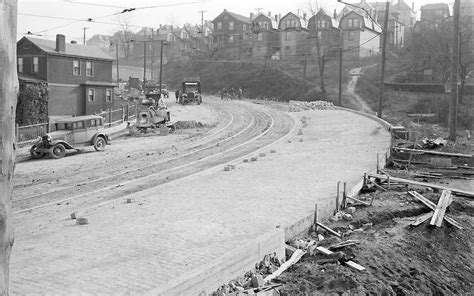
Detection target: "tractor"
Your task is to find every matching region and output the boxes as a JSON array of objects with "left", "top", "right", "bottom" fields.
[
  {"left": 178, "top": 77, "right": 202, "bottom": 105},
  {"left": 129, "top": 93, "right": 175, "bottom": 134}
]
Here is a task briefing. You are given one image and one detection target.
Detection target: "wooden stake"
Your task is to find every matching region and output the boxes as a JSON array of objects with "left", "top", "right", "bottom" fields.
[
  {"left": 316, "top": 222, "right": 342, "bottom": 238},
  {"left": 342, "top": 182, "right": 347, "bottom": 209},
  {"left": 376, "top": 153, "right": 379, "bottom": 173},
  {"left": 313, "top": 204, "right": 318, "bottom": 232},
  {"left": 336, "top": 181, "right": 340, "bottom": 212},
  {"left": 0, "top": 1, "right": 18, "bottom": 292}
]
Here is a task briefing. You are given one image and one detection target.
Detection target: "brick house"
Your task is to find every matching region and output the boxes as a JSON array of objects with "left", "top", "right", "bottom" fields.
[
  {"left": 250, "top": 12, "right": 280, "bottom": 60},
  {"left": 307, "top": 9, "right": 341, "bottom": 57},
  {"left": 370, "top": 2, "right": 405, "bottom": 50},
  {"left": 420, "top": 3, "right": 450, "bottom": 27},
  {"left": 278, "top": 12, "right": 309, "bottom": 62},
  {"left": 211, "top": 9, "right": 253, "bottom": 59},
  {"left": 338, "top": 8, "right": 381, "bottom": 58},
  {"left": 17, "top": 34, "right": 116, "bottom": 117}
]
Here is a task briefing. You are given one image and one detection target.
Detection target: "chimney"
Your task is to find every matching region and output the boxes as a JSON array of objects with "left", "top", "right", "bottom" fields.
[
  {"left": 70, "top": 40, "right": 77, "bottom": 44},
  {"left": 55, "top": 34, "right": 66, "bottom": 52},
  {"left": 334, "top": 9, "right": 337, "bottom": 19},
  {"left": 268, "top": 11, "right": 271, "bottom": 17},
  {"left": 250, "top": 12, "right": 254, "bottom": 20},
  {"left": 303, "top": 13, "right": 307, "bottom": 21},
  {"left": 275, "top": 14, "right": 278, "bottom": 22}
]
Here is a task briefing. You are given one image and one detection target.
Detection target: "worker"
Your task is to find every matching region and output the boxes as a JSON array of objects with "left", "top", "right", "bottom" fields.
[
  {"left": 229, "top": 87, "right": 235, "bottom": 100},
  {"left": 175, "top": 89, "right": 180, "bottom": 103},
  {"left": 157, "top": 94, "right": 167, "bottom": 109},
  {"left": 238, "top": 87, "right": 242, "bottom": 100},
  {"left": 221, "top": 88, "right": 227, "bottom": 100}
]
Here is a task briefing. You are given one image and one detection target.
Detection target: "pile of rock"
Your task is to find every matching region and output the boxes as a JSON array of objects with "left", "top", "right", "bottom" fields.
[
  {"left": 288, "top": 100, "right": 336, "bottom": 112},
  {"left": 173, "top": 120, "right": 205, "bottom": 129}
]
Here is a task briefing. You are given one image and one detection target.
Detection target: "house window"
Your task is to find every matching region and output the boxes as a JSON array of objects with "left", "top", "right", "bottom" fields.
[
  {"left": 73, "top": 60, "right": 81, "bottom": 76},
  {"left": 291, "top": 20, "right": 297, "bottom": 27},
  {"left": 217, "top": 22, "right": 222, "bottom": 30},
  {"left": 348, "top": 31, "right": 355, "bottom": 41},
  {"left": 243, "top": 24, "right": 247, "bottom": 31},
  {"left": 229, "top": 35, "right": 234, "bottom": 43},
  {"left": 285, "top": 32, "right": 290, "bottom": 41},
  {"left": 88, "top": 88, "right": 95, "bottom": 102},
  {"left": 106, "top": 89, "right": 113, "bottom": 102},
  {"left": 286, "top": 20, "right": 291, "bottom": 28},
  {"left": 258, "top": 33, "right": 263, "bottom": 41},
  {"left": 229, "top": 21, "right": 234, "bottom": 30},
  {"left": 264, "top": 22, "right": 269, "bottom": 29},
  {"left": 318, "top": 31, "right": 322, "bottom": 39},
  {"left": 18, "top": 58, "right": 23, "bottom": 73},
  {"left": 348, "top": 18, "right": 359, "bottom": 28},
  {"left": 32, "top": 57, "right": 39, "bottom": 73},
  {"left": 86, "top": 61, "right": 94, "bottom": 77},
  {"left": 243, "top": 34, "right": 248, "bottom": 40}
]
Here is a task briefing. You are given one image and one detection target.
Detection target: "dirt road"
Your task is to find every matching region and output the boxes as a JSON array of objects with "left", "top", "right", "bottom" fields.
[{"left": 346, "top": 65, "right": 376, "bottom": 114}]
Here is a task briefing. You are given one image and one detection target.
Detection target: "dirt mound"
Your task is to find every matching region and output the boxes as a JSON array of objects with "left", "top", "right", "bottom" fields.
[
  {"left": 288, "top": 100, "right": 336, "bottom": 112},
  {"left": 173, "top": 120, "right": 206, "bottom": 129}
]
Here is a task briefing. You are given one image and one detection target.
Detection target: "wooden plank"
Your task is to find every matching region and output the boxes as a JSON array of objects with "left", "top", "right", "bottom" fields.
[
  {"left": 346, "top": 195, "right": 371, "bottom": 206},
  {"left": 315, "top": 247, "right": 366, "bottom": 271},
  {"left": 369, "top": 173, "right": 474, "bottom": 198},
  {"left": 316, "top": 222, "right": 342, "bottom": 238},
  {"left": 392, "top": 147, "right": 472, "bottom": 158},
  {"left": 264, "top": 249, "right": 305, "bottom": 283},
  {"left": 430, "top": 190, "right": 453, "bottom": 227},
  {"left": 408, "top": 191, "right": 463, "bottom": 229},
  {"left": 411, "top": 212, "right": 434, "bottom": 226},
  {"left": 366, "top": 178, "right": 387, "bottom": 191}
]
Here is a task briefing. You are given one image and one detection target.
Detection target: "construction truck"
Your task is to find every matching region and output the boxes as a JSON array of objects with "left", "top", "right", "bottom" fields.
[
  {"left": 178, "top": 76, "right": 202, "bottom": 105},
  {"left": 128, "top": 92, "right": 175, "bottom": 134}
]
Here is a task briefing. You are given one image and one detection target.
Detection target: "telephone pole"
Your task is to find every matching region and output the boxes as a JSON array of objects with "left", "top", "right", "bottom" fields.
[
  {"left": 151, "top": 28, "right": 155, "bottom": 81},
  {"left": 159, "top": 40, "right": 164, "bottom": 96},
  {"left": 199, "top": 10, "right": 206, "bottom": 49},
  {"left": 449, "top": 0, "right": 460, "bottom": 141},
  {"left": 82, "top": 27, "right": 89, "bottom": 45},
  {"left": 115, "top": 42, "right": 120, "bottom": 86},
  {"left": 377, "top": 1, "right": 390, "bottom": 118},
  {"left": 338, "top": 28, "right": 344, "bottom": 107}
]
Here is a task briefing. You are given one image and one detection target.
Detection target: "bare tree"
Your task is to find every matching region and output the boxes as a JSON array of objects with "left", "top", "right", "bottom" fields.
[
  {"left": 117, "top": 14, "right": 134, "bottom": 60},
  {"left": 0, "top": 0, "right": 18, "bottom": 293}
]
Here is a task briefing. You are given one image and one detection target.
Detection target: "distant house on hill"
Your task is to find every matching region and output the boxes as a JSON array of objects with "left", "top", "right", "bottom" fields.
[
  {"left": 278, "top": 12, "right": 309, "bottom": 62},
  {"left": 211, "top": 9, "right": 253, "bottom": 59},
  {"left": 17, "top": 34, "right": 116, "bottom": 117},
  {"left": 420, "top": 3, "right": 450, "bottom": 27},
  {"left": 307, "top": 9, "right": 341, "bottom": 57},
  {"left": 250, "top": 12, "right": 280, "bottom": 60}
]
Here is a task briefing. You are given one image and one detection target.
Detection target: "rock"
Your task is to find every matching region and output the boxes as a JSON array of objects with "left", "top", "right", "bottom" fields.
[
  {"left": 270, "top": 149, "right": 277, "bottom": 153},
  {"left": 76, "top": 218, "right": 88, "bottom": 225},
  {"left": 259, "top": 152, "right": 266, "bottom": 157},
  {"left": 297, "top": 129, "right": 303, "bottom": 135},
  {"left": 251, "top": 274, "right": 264, "bottom": 288},
  {"left": 224, "top": 166, "right": 230, "bottom": 171},
  {"left": 362, "top": 223, "right": 373, "bottom": 230},
  {"left": 317, "top": 234, "right": 325, "bottom": 241},
  {"left": 353, "top": 228, "right": 364, "bottom": 233},
  {"left": 70, "top": 212, "right": 76, "bottom": 220},
  {"left": 299, "top": 138, "right": 304, "bottom": 142},
  {"left": 346, "top": 206, "right": 356, "bottom": 214},
  {"left": 126, "top": 198, "right": 132, "bottom": 203},
  {"left": 343, "top": 213, "right": 353, "bottom": 221},
  {"left": 251, "top": 157, "right": 257, "bottom": 162},
  {"left": 243, "top": 159, "right": 249, "bottom": 163}
]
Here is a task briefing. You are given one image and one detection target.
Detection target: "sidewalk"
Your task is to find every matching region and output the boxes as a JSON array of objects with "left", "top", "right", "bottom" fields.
[{"left": 10, "top": 110, "right": 391, "bottom": 295}]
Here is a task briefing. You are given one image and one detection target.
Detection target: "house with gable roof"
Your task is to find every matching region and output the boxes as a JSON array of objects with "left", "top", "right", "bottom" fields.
[
  {"left": 307, "top": 9, "right": 341, "bottom": 57},
  {"left": 17, "top": 34, "right": 116, "bottom": 117},
  {"left": 278, "top": 12, "right": 309, "bottom": 61},
  {"left": 250, "top": 12, "right": 280, "bottom": 60},
  {"left": 370, "top": 2, "right": 405, "bottom": 50},
  {"left": 420, "top": 3, "right": 450, "bottom": 27},
  {"left": 211, "top": 9, "right": 253, "bottom": 59}
]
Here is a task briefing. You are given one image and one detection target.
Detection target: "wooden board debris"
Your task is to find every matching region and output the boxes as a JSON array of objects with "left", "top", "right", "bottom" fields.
[
  {"left": 411, "top": 212, "right": 434, "bottom": 226},
  {"left": 328, "top": 240, "right": 360, "bottom": 250},
  {"left": 408, "top": 191, "right": 463, "bottom": 229},
  {"left": 315, "top": 246, "right": 365, "bottom": 271},
  {"left": 264, "top": 249, "right": 305, "bottom": 283},
  {"left": 369, "top": 173, "right": 474, "bottom": 198},
  {"left": 316, "top": 222, "right": 342, "bottom": 238},
  {"left": 430, "top": 190, "right": 453, "bottom": 227},
  {"left": 392, "top": 147, "right": 472, "bottom": 158}
]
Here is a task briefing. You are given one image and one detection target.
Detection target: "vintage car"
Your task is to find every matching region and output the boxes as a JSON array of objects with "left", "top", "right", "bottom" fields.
[
  {"left": 160, "top": 83, "right": 169, "bottom": 98},
  {"left": 179, "top": 77, "right": 202, "bottom": 105},
  {"left": 30, "top": 115, "right": 110, "bottom": 159}
]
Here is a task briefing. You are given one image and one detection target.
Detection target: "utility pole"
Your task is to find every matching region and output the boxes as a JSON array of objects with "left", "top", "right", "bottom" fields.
[
  {"left": 377, "top": 1, "right": 390, "bottom": 119},
  {"left": 0, "top": 0, "right": 18, "bottom": 292},
  {"left": 449, "top": 0, "right": 460, "bottom": 141},
  {"left": 151, "top": 28, "right": 155, "bottom": 81},
  {"left": 199, "top": 10, "right": 206, "bottom": 49},
  {"left": 115, "top": 42, "right": 120, "bottom": 87},
  {"left": 159, "top": 40, "right": 164, "bottom": 97},
  {"left": 338, "top": 28, "right": 344, "bottom": 107},
  {"left": 143, "top": 42, "right": 147, "bottom": 89},
  {"left": 82, "top": 27, "right": 89, "bottom": 45}
]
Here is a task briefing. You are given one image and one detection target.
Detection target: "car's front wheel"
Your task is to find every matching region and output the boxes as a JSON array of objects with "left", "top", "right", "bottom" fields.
[
  {"left": 30, "top": 144, "right": 45, "bottom": 159},
  {"left": 51, "top": 144, "right": 66, "bottom": 159},
  {"left": 94, "top": 137, "right": 106, "bottom": 151}
]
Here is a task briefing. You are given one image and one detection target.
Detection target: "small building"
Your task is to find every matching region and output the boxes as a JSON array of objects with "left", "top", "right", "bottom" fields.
[
  {"left": 250, "top": 12, "right": 280, "bottom": 60},
  {"left": 307, "top": 9, "right": 341, "bottom": 57},
  {"left": 371, "top": 2, "right": 405, "bottom": 50},
  {"left": 278, "top": 12, "right": 309, "bottom": 62},
  {"left": 211, "top": 9, "right": 253, "bottom": 59},
  {"left": 17, "top": 34, "right": 116, "bottom": 117},
  {"left": 420, "top": 3, "right": 450, "bottom": 27},
  {"left": 338, "top": 8, "right": 382, "bottom": 58}
]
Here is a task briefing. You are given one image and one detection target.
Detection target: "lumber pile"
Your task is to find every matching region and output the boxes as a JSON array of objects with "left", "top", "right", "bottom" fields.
[{"left": 408, "top": 190, "right": 463, "bottom": 229}]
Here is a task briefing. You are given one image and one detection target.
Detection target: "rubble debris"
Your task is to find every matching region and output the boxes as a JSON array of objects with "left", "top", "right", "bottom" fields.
[
  {"left": 316, "top": 222, "right": 342, "bottom": 238},
  {"left": 264, "top": 249, "right": 305, "bottom": 283},
  {"left": 392, "top": 147, "right": 472, "bottom": 158},
  {"left": 70, "top": 212, "right": 76, "bottom": 220},
  {"left": 251, "top": 157, "right": 258, "bottom": 162},
  {"left": 421, "top": 136, "right": 447, "bottom": 149},
  {"left": 328, "top": 240, "right": 360, "bottom": 250},
  {"left": 259, "top": 153, "right": 266, "bottom": 157},
  {"left": 224, "top": 166, "right": 230, "bottom": 171},
  {"left": 288, "top": 100, "right": 336, "bottom": 112},
  {"left": 270, "top": 149, "right": 277, "bottom": 153},
  {"left": 315, "top": 246, "right": 365, "bottom": 271}
]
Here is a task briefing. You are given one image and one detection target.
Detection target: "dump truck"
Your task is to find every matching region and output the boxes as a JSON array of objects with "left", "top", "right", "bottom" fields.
[{"left": 178, "top": 76, "right": 202, "bottom": 105}]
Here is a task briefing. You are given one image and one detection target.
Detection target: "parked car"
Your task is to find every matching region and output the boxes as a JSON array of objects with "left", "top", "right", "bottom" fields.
[
  {"left": 160, "top": 83, "right": 169, "bottom": 98},
  {"left": 30, "top": 115, "right": 110, "bottom": 159}
]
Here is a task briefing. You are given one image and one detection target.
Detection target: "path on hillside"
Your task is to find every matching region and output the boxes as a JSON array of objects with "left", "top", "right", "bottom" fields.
[{"left": 345, "top": 65, "right": 377, "bottom": 113}]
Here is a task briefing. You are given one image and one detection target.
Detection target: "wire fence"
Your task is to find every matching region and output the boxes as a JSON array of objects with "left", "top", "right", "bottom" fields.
[{"left": 16, "top": 103, "right": 137, "bottom": 146}]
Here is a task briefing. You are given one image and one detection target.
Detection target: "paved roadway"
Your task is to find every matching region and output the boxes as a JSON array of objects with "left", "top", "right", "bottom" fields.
[{"left": 9, "top": 106, "right": 391, "bottom": 295}]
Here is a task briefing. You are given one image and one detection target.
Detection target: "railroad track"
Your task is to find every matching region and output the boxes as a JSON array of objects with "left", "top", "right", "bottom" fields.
[{"left": 13, "top": 99, "right": 295, "bottom": 232}]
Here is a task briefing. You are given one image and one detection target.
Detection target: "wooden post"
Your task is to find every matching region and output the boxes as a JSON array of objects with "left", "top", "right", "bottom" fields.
[
  {"left": 336, "top": 181, "right": 340, "bottom": 213},
  {"left": 0, "top": 0, "right": 18, "bottom": 292},
  {"left": 342, "top": 182, "right": 347, "bottom": 209},
  {"left": 121, "top": 105, "right": 125, "bottom": 122},
  {"left": 126, "top": 103, "right": 129, "bottom": 121},
  {"left": 313, "top": 204, "right": 318, "bottom": 233},
  {"left": 376, "top": 153, "right": 379, "bottom": 173},
  {"left": 108, "top": 108, "right": 112, "bottom": 127}
]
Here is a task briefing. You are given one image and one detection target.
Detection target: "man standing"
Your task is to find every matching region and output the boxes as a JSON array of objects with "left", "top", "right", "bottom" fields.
[
  {"left": 175, "top": 89, "right": 180, "bottom": 103},
  {"left": 238, "top": 87, "right": 242, "bottom": 100}
]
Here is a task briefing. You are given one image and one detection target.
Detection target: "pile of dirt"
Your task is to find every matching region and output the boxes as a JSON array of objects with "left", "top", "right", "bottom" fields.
[
  {"left": 173, "top": 120, "right": 206, "bottom": 129},
  {"left": 288, "top": 100, "right": 336, "bottom": 112},
  {"left": 276, "top": 187, "right": 474, "bottom": 295}
]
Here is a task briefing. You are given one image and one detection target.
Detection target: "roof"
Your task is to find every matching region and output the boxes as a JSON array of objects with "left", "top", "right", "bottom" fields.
[
  {"left": 421, "top": 3, "right": 449, "bottom": 10},
  {"left": 253, "top": 13, "right": 279, "bottom": 29},
  {"left": 21, "top": 36, "right": 114, "bottom": 61},
  {"left": 54, "top": 115, "right": 104, "bottom": 123},
  {"left": 18, "top": 73, "right": 46, "bottom": 83},
  {"left": 279, "top": 12, "right": 308, "bottom": 29},
  {"left": 311, "top": 9, "right": 340, "bottom": 28},
  {"left": 212, "top": 9, "right": 251, "bottom": 24},
  {"left": 339, "top": 9, "right": 382, "bottom": 33}
]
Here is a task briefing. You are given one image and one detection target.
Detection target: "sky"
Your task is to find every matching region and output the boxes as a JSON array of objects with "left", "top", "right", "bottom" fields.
[{"left": 17, "top": 0, "right": 454, "bottom": 42}]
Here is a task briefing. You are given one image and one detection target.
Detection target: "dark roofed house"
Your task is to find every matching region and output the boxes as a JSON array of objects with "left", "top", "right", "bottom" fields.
[
  {"left": 420, "top": 3, "right": 450, "bottom": 26},
  {"left": 17, "top": 34, "right": 116, "bottom": 117}
]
